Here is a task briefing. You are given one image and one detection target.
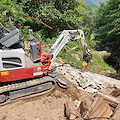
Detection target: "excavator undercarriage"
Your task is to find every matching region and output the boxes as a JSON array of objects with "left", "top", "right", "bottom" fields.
[{"left": 0, "top": 76, "right": 55, "bottom": 106}]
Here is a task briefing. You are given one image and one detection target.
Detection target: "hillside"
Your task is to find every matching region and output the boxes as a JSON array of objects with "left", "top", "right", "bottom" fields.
[{"left": 83, "top": 0, "right": 105, "bottom": 7}]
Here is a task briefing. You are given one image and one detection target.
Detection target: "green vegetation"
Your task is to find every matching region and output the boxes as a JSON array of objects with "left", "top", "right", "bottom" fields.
[
  {"left": 95, "top": 0, "right": 120, "bottom": 71},
  {"left": 0, "top": 0, "right": 117, "bottom": 73},
  {"left": 82, "top": 4, "right": 97, "bottom": 40},
  {"left": 0, "top": 0, "right": 25, "bottom": 27},
  {"left": 95, "top": 0, "right": 120, "bottom": 55},
  {"left": 89, "top": 53, "right": 115, "bottom": 72},
  {"left": 56, "top": 42, "right": 115, "bottom": 73}
]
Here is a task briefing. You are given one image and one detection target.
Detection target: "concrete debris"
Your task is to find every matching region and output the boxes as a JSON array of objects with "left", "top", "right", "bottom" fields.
[
  {"left": 85, "top": 87, "right": 99, "bottom": 93},
  {"left": 52, "top": 62, "right": 120, "bottom": 94}
]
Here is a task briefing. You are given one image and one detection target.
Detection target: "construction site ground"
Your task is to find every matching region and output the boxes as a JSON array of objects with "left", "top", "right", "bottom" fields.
[
  {"left": 0, "top": 62, "right": 120, "bottom": 120},
  {"left": 0, "top": 82, "right": 92, "bottom": 120}
]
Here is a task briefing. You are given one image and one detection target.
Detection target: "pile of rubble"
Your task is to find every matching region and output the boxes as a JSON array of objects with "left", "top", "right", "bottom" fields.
[
  {"left": 52, "top": 62, "right": 120, "bottom": 94},
  {"left": 51, "top": 62, "right": 120, "bottom": 120}
]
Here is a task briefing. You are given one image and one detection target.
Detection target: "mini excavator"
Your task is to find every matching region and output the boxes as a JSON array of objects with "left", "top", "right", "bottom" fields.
[{"left": 0, "top": 19, "right": 92, "bottom": 105}]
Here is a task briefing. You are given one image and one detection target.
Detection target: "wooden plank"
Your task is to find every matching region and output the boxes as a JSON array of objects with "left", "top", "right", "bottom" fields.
[
  {"left": 97, "top": 92, "right": 120, "bottom": 107},
  {"left": 85, "top": 97, "right": 113, "bottom": 120},
  {"left": 112, "top": 104, "right": 120, "bottom": 120}
]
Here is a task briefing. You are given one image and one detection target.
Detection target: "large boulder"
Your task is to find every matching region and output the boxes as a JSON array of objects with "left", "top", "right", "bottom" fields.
[{"left": 94, "top": 51, "right": 111, "bottom": 60}]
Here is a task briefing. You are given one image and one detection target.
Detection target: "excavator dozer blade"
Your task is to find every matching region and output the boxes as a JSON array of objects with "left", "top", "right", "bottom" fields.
[{"left": 48, "top": 71, "right": 68, "bottom": 88}]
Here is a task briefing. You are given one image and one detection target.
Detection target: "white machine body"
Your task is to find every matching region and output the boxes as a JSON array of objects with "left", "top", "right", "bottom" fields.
[{"left": 0, "top": 48, "right": 25, "bottom": 71}]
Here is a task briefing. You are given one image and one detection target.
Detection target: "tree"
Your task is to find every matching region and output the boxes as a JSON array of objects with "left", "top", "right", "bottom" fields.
[
  {"left": 83, "top": 4, "right": 97, "bottom": 29},
  {"left": 20, "top": 0, "right": 84, "bottom": 38},
  {"left": 0, "top": 0, "right": 85, "bottom": 39},
  {"left": 95, "top": 0, "right": 120, "bottom": 71},
  {"left": 82, "top": 4, "right": 97, "bottom": 40},
  {"left": 0, "top": 0, "right": 26, "bottom": 27}
]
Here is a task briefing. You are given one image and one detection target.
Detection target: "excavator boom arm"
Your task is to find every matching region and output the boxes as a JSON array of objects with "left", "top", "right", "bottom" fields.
[{"left": 48, "top": 30, "right": 91, "bottom": 63}]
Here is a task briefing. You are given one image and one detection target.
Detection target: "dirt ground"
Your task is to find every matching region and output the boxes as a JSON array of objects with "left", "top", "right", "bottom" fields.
[{"left": 0, "top": 82, "right": 93, "bottom": 120}]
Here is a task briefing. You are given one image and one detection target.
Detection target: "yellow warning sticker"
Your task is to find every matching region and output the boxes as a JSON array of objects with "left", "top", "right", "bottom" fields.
[
  {"left": 37, "top": 67, "right": 41, "bottom": 72},
  {"left": 1, "top": 71, "right": 9, "bottom": 76},
  {"left": 38, "top": 86, "right": 42, "bottom": 89}
]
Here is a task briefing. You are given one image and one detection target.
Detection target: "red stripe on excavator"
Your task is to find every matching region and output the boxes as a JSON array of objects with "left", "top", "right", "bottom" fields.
[{"left": 0, "top": 65, "right": 51, "bottom": 82}]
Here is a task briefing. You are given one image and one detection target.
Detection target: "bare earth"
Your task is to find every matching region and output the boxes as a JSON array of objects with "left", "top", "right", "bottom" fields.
[{"left": 0, "top": 82, "right": 93, "bottom": 120}]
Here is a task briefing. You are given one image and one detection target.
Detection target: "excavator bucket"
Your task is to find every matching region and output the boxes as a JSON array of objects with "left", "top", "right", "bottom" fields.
[{"left": 81, "top": 61, "right": 88, "bottom": 72}]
